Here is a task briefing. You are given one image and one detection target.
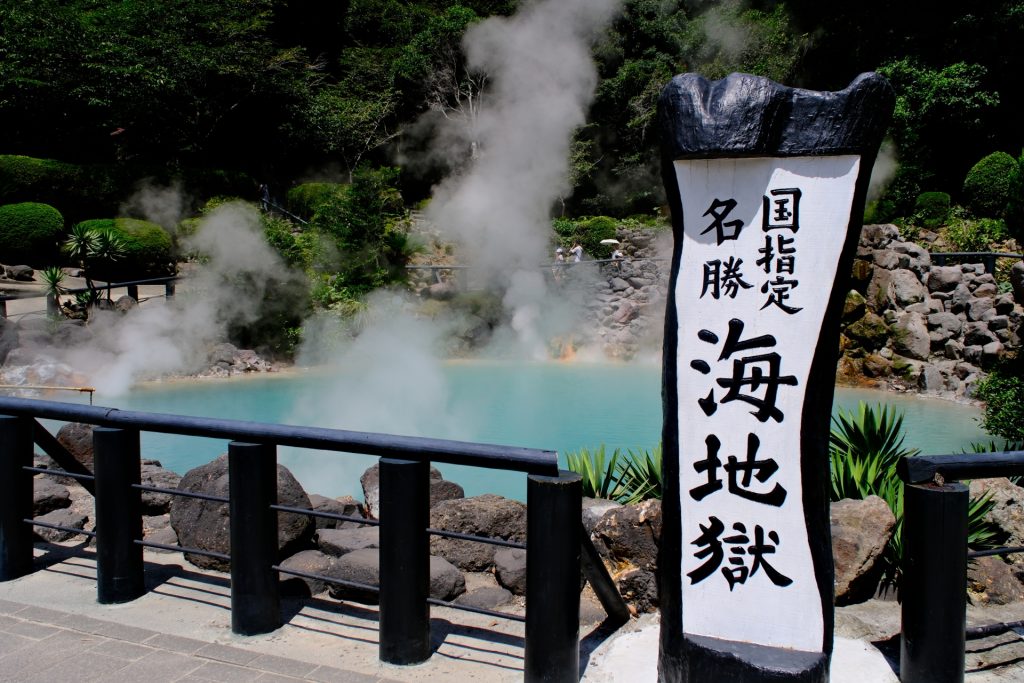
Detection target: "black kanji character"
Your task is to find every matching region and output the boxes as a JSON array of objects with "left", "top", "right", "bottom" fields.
[
  {"left": 760, "top": 276, "right": 803, "bottom": 314},
  {"left": 701, "top": 198, "right": 745, "bottom": 245},
  {"left": 688, "top": 516, "right": 725, "bottom": 585},
  {"left": 747, "top": 525, "right": 793, "bottom": 587},
  {"left": 724, "top": 433, "right": 787, "bottom": 506},
  {"left": 762, "top": 188, "right": 802, "bottom": 232},
  {"left": 701, "top": 257, "right": 752, "bottom": 300},
  {"left": 689, "top": 434, "right": 724, "bottom": 501},
  {"left": 755, "top": 235, "right": 796, "bottom": 274},
  {"left": 690, "top": 319, "right": 798, "bottom": 422},
  {"left": 722, "top": 523, "right": 750, "bottom": 590}
]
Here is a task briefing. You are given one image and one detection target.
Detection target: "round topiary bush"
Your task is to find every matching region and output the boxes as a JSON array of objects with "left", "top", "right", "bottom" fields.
[
  {"left": 912, "top": 191, "right": 951, "bottom": 229},
  {"left": 0, "top": 202, "right": 65, "bottom": 265},
  {"left": 962, "top": 151, "right": 1021, "bottom": 218},
  {"left": 76, "top": 218, "right": 174, "bottom": 280}
]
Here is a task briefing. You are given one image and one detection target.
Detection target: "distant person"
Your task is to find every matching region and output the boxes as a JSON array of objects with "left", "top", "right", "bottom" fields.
[
  {"left": 611, "top": 246, "right": 625, "bottom": 270},
  {"left": 553, "top": 247, "right": 566, "bottom": 283},
  {"left": 258, "top": 183, "right": 270, "bottom": 212},
  {"left": 569, "top": 242, "right": 583, "bottom": 263}
]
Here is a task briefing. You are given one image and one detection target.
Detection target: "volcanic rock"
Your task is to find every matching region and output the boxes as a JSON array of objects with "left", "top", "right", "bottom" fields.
[
  {"left": 831, "top": 496, "right": 896, "bottom": 605},
  {"left": 169, "top": 454, "right": 314, "bottom": 571}
]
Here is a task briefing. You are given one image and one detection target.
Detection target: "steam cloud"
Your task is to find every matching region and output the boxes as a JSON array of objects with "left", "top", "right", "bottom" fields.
[{"left": 4, "top": 201, "right": 297, "bottom": 395}]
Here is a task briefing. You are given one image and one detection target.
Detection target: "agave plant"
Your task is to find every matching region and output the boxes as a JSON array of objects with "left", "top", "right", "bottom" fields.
[
  {"left": 40, "top": 265, "right": 68, "bottom": 317},
  {"left": 830, "top": 401, "right": 1002, "bottom": 591},
  {"left": 565, "top": 445, "right": 628, "bottom": 501},
  {"left": 616, "top": 443, "right": 663, "bottom": 505}
]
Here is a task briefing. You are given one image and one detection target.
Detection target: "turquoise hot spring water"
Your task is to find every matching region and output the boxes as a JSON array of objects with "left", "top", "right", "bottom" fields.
[{"left": 38, "top": 361, "right": 991, "bottom": 502}]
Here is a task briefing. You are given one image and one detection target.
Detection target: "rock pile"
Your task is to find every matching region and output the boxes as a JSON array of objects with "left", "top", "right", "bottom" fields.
[
  {"left": 839, "top": 224, "right": 1022, "bottom": 400},
  {"left": 581, "top": 226, "right": 671, "bottom": 360}
]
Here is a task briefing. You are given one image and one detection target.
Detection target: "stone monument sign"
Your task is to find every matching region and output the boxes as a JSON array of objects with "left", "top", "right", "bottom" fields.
[{"left": 657, "top": 72, "right": 894, "bottom": 682}]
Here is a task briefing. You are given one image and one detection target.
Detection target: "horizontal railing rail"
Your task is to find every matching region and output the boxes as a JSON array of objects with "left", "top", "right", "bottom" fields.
[
  {"left": 0, "top": 396, "right": 629, "bottom": 682},
  {"left": 0, "top": 396, "right": 558, "bottom": 474},
  {"left": 897, "top": 449, "right": 1024, "bottom": 683},
  {"left": 929, "top": 251, "right": 1022, "bottom": 275}
]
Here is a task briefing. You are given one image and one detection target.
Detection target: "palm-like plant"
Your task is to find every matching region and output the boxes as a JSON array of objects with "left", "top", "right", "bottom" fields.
[
  {"left": 616, "top": 443, "right": 663, "bottom": 505},
  {"left": 830, "top": 401, "right": 1001, "bottom": 591},
  {"left": 61, "top": 224, "right": 128, "bottom": 305},
  {"left": 565, "top": 445, "right": 628, "bottom": 500},
  {"left": 40, "top": 266, "right": 67, "bottom": 317}
]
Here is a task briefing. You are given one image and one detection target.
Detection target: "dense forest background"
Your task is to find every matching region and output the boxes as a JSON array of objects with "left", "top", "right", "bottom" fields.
[{"left": 2, "top": 0, "right": 1021, "bottom": 219}]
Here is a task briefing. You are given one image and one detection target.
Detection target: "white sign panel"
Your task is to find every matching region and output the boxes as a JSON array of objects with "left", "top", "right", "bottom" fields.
[{"left": 673, "top": 155, "right": 860, "bottom": 652}]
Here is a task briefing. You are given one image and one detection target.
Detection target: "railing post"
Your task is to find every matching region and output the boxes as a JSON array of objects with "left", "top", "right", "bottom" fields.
[
  {"left": 0, "top": 298, "right": 7, "bottom": 318},
  {"left": 165, "top": 282, "right": 175, "bottom": 299},
  {"left": 229, "top": 441, "right": 281, "bottom": 635},
  {"left": 378, "top": 457, "right": 431, "bottom": 665},
  {"left": 900, "top": 481, "right": 968, "bottom": 683},
  {"left": 127, "top": 284, "right": 139, "bottom": 301},
  {"left": 93, "top": 427, "right": 145, "bottom": 603},
  {"left": 0, "top": 415, "right": 34, "bottom": 581},
  {"left": 525, "top": 470, "right": 581, "bottom": 683},
  {"left": 982, "top": 254, "right": 996, "bottom": 275}
]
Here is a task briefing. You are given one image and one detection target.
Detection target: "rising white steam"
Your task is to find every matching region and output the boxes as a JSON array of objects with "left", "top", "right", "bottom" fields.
[
  {"left": 120, "top": 181, "right": 188, "bottom": 231},
  {"left": 10, "top": 202, "right": 298, "bottom": 396},
  {"left": 427, "top": 0, "right": 623, "bottom": 274},
  {"left": 867, "top": 139, "right": 899, "bottom": 203}
]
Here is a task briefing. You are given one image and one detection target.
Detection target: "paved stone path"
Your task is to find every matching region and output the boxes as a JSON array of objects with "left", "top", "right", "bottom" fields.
[
  {"left": 0, "top": 597, "right": 399, "bottom": 683},
  {"left": 0, "top": 547, "right": 531, "bottom": 683}
]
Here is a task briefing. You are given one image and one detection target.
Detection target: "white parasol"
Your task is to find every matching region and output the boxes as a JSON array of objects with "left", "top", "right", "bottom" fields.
[{"left": 599, "top": 239, "right": 621, "bottom": 245}]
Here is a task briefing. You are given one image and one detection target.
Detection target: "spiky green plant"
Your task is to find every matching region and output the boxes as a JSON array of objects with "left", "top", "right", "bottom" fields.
[
  {"left": 565, "top": 445, "right": 628, "bottom": 500},
  {"left": 40, "top": 265, "right": 67, "bottom": 317},
  {"left": 830, "top": 401, "right": 1002, "bottom": 591},
  {"left": 616, "top": 443, "right": 663, "bottom": 505}
]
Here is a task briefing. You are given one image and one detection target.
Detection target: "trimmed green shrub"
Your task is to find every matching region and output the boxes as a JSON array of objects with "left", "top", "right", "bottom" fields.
[
  {"left": 962, "top": 151, "right": 1021, "bottom": 218},
  {"left": 912, "top": 191, "right": 951, "bottom": 228},
  {"left": 974, "top": 355, "right": 1024, "bottom": 443},
  {"left": 0, "top": 155, "right": 252, "bottom": 224},
  {"left": 286, "top": 182, "right": 348, "bottom": 219},
  {"left": 75, "top": 218, "right": 174, "bottom": 280},
  {"left": 0, "top": 202, "right": 65, "bottom": 265},
  {"left": 551, "top": 215, "right": 618, "bottom": 258}
]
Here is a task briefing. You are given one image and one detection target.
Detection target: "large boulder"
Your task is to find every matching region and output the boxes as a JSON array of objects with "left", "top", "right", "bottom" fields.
[
  {"left": 616, "top": 568, "right": 658, "bottom": 614},
  {"left": 55, "top": 422, "right": 96, "bottom": 472},
  {"left": 169, "top": 454, "right": 314, "bottom": 571},
  {"left": 969, "top": 479, "right": 1024, "bottom": 567},
  {"left": 1011, "top": 260, "right": 1024, "bottom": 306},
  {"left": 32, "top": 477, "right": 71, "bottom": 516},
  {"left": 308, "top": 494, "right": 365, "bottom": 530},
  {"left": 831, "top": 496, "right": 896, "bottom": 605},
  {"left": 360, "top": 463, "right": 464, "bottom": 519},
  {"left": 278, "top": 549, "right": 339, "bottom": 597},
  {"left": 591, "top": 499, "right": 662, "bottom": 571},
  {"left": 892, "top": 311, "right": 930, "bottom": 361},
  {"left": 967, "top": 556, "right": 1024, "bottom": 605},
  {"left": 316, "top": 526, "right": 379, "bottom": 556},
  {"left": 927, "top": 265, "right": 965, "bottom": 293},
  {"left": 428, "top": 494, "right": 527, "bottom": 571},
  {"left": 494, "top": 548, "right": 527, "bottom": 596},
  {"left": 139, "top": 462, "right": 182, "bottom": 515},
  {"left": 33, "top": 508, "right": 88, "bottom": 543},
  {"left": 326, "top": 549, "right": 465, "bottom": 602}
]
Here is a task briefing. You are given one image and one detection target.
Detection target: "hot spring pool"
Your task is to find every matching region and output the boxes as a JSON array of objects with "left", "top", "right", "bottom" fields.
[{"left": 44, "top": 361, "right": 991, "bottom": 501}]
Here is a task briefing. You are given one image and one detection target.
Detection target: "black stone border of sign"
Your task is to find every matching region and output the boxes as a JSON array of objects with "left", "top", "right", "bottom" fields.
[{"left": 656, "top": 72, "right": 894, "bottom": 683}]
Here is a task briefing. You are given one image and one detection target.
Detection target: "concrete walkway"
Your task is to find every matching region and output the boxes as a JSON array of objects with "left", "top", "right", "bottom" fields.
[
  {"left": 0, "top": 544, "right": 540, "bottom": 682},
  {"left": 5, "top": 543, "right": 1024, "bottom": 682}
]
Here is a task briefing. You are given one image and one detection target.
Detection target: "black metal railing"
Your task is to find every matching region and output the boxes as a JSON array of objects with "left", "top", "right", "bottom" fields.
[
  {"left": 0, "top": 275, "right": 181, "bottom": 318},
  {"left": 0, "top": 396, "right": 629, "bottom": 681},
  {"left": 896, "top": 450, "right": 1024, "bottom": 683},
  {"left": 929, "top": 251, "right": 1022, "bottom": 276}
]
